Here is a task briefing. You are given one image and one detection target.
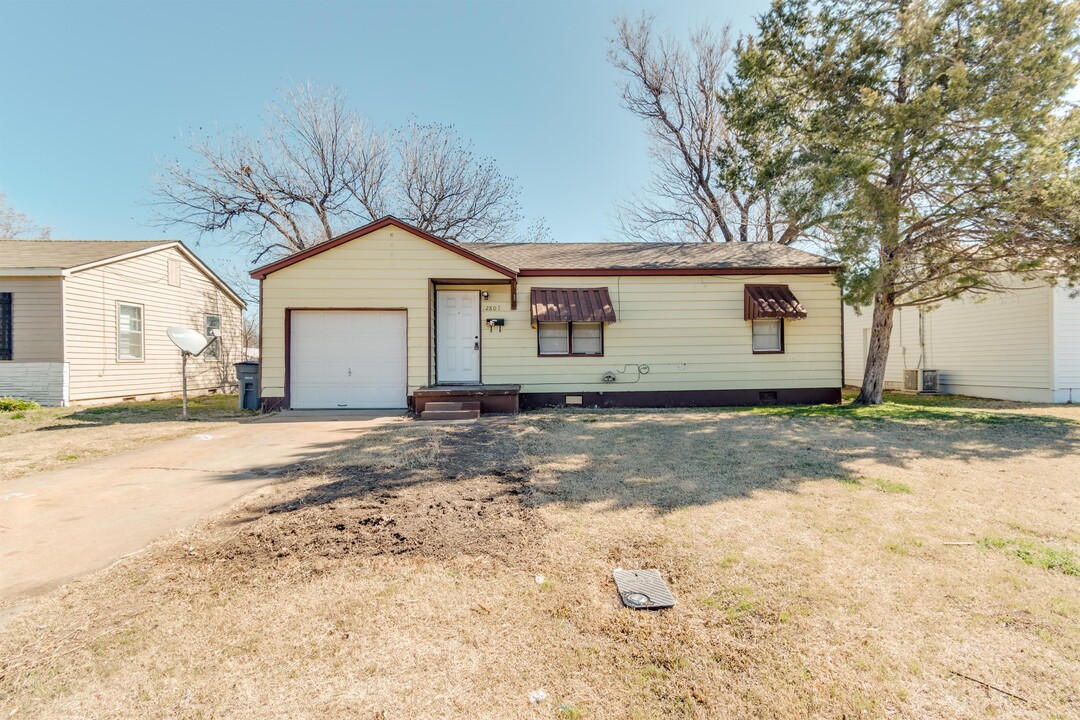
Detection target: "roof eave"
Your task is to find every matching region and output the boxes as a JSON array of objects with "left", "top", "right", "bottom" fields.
[
  {"left": 516, "top": 265, "right": 840, "bottom": 277},
  {"left": 0, "top": 267, "right": 64, "bottom": 277}
]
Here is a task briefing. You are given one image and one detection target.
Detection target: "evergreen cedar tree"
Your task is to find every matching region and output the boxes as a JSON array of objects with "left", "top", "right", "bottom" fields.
[{"left": 723, "top": 0, "right": 1080, "bottom": 403}]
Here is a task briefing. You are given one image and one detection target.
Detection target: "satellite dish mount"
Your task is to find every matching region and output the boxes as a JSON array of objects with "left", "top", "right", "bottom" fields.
[{"left": 165, "top": 326, "right": 221, "bottom": 419}]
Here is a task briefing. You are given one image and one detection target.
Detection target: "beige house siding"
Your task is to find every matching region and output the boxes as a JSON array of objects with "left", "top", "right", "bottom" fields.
[
  {"left": 1052, "top": 285, "right": 1080, "bottom": 402},
  {"left": 844, "top": 280, "right": 1057, "bottom": 402},
  {"left": 442, "top": 275, "right": 841, "bottom": 394},
  {"left": 259, "top": 226, "right": 843, "bottom": 405},
  {"left": 0, "top": 276, "right": 64, "bottom": 362},
  {"left": 259, "top": 225, "right": 509, "bottom": 399},
  {"left": 63, "top": 246, "right": 244, "bottom": 403}
]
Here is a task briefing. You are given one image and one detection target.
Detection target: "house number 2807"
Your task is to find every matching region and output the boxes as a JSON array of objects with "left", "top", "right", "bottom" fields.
[{"left": 484, "top": 304, "right": 501, "bottom": 311}]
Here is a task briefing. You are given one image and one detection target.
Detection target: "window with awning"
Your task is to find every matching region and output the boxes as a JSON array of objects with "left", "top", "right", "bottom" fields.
[
  {"left": 532, "top": 287, "right": 615, "bottom": 357},
  {"left": 745, "top": 285, "right": 805, "bottom": 354}
]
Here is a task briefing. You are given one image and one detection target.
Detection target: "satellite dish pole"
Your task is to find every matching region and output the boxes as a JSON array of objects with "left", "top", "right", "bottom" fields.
[{"left": 166, "top": 327, "right": 221, "bottom": 419}]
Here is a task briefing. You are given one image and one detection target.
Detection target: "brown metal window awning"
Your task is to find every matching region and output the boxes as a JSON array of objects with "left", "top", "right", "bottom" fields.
[
  {"left": 744, "top": 284, "right": 807, "bottom": 320},
  {"left": 531, "top": 287, "right": 617, "bottom": 324}
]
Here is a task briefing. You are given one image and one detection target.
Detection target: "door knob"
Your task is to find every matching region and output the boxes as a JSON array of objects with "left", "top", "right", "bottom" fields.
[{"left": 474, "top": 341, "right": 479, "bottom": 350}]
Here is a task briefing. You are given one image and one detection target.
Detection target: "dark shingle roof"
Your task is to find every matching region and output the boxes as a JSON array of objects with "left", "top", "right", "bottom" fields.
[
  {"left": 469, "top": 242, "right": 834, "bottom": 272},
  {"left": 0, "top": 240, "right": 170, "bottom": 270}
]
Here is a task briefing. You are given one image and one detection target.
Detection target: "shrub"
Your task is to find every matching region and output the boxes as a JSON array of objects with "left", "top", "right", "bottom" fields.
[{"left": 0, "top": 397, "right": 39, "bottom": 412}]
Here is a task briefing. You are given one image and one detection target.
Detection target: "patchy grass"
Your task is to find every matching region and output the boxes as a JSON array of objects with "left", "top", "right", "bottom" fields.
[
  {"left": 1, "top": 407, "right": 1078, "bottom": 718},
  {"left": 0, "top": 394, "right": 257, "bottom": 481},
  {"left": 0, "top": 397, "right": 39, "bottom": 412},
  {"left": 980, "top": 537, "right": 1080, "bottom": 577}
]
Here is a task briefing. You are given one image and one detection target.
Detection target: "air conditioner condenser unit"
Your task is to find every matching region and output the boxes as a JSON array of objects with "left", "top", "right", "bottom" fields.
[{"left": 903, "top": 369, "right": 939, "bottom": 394}]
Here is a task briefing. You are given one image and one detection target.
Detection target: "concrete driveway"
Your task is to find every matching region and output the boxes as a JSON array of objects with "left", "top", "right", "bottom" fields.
[{"left": 0, "top": 411, "right": 403, "bottom": 601}]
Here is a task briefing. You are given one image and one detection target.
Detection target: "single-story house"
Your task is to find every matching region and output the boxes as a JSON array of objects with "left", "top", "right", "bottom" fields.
[
  {"left": 844, "top": 278, "right": 1080, "bottom": 403},
  {"left": 0, "top": 240, "right": 245, "bottom": 405},
  {"left": 250, "top": 217, "right": 843, "bottom": 412}
]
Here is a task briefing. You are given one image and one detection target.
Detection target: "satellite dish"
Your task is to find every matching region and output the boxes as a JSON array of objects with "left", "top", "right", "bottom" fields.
[
  {"left": 166, "top": 326, "right": 219, "bottom": 420},
  {"left": 167, "top": 327, "right": 209, "bottom": 355}
]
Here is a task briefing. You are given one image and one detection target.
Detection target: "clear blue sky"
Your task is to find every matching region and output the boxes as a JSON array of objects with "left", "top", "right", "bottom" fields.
[{"left": 0, "top": 0, "right": 768, "bottom": 274}]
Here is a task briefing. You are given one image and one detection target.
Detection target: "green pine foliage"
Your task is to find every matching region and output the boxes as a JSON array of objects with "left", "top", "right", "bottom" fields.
[{"left": 724, "top": 0, "right": 1080, "bottom": 403}]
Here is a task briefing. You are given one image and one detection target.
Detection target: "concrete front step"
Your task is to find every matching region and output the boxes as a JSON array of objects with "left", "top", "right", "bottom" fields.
[
  {"left": 423, "top": 401, "right": 481, "bottom": 412},
  {"left": 419, "top": 409, "right": 481, "bottom": 421}
]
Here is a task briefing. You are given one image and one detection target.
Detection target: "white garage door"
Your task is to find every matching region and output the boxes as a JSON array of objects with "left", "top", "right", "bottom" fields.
[{"left": 290, "top": 310, "right": 407, "bottom": 409}]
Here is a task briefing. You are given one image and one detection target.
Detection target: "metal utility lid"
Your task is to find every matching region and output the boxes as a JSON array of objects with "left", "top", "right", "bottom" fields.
[{"left": 613, "top": 569, "right": 676, "bottom": 610}]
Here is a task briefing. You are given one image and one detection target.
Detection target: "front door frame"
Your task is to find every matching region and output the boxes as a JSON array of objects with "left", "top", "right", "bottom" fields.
[{"left": 434, "top": 289, "right": 482, "bottom": 385}]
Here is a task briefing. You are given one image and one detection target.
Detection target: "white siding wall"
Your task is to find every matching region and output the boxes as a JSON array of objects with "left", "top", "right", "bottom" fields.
[
  {"left": 844, "top": 281, "right": 1057, "bottom": 402},
  {"left": 63, "top": 247, "right": 244, "bottom": 403},
  {"left": 0, "top": 362, "right": 68, "bottom": 405},
  {"left": 1052, "top": 285, "right": 1080, "bottom": 403}
]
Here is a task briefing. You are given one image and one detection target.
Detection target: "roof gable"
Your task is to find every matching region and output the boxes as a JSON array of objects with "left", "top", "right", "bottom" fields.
[{"left": 250, "top": 217, "right": 518, "bottom": 280}]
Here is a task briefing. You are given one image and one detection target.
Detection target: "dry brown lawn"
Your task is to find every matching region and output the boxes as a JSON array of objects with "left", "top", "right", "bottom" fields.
[
  {"left": 1, "top": 399, "right": 1078, "bottom": 719},
  {"left": 0, "top": 394, "right": 255, "bottom": 482}
]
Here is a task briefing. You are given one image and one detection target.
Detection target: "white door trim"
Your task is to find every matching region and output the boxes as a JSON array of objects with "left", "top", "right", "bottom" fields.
[{"left": 436, "top": 290, "right": 481, "bottom": 384}]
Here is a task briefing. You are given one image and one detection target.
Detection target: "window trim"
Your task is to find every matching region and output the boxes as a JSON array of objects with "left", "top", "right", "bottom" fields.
[
  {"left": 536, "top": 321, "right": 605, "bottom": 357},
  {"left": 0, "top": 292, "right": 12, "bottom": 362},
  {"left": 116, "top": 301, "right": 145, "bottom": 363},
  {"left": 751, "top": 318, "right": 785, "bottom": 354},
  {"left": 204, "top": 314, "right": 221, "bottom": 360}
]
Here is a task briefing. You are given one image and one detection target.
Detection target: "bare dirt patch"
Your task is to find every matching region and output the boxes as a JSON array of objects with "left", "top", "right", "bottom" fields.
[{"left": 199, "top": 422, "right": 540, "bottom": 567}]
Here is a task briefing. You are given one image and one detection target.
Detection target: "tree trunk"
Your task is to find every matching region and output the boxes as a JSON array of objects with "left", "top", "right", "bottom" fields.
[{"left": 854, "top": 293, "right": 896, "bottom": 405}]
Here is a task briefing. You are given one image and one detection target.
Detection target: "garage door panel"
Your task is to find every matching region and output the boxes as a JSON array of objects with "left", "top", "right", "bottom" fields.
[{"left": 290, "top": 310, "right": 407, "bottom": 409}]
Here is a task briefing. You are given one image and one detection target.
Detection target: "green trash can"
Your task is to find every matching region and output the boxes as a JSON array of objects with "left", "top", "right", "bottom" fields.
[{"left": 234, "top": 361, "right": 260, "bottom": 410}]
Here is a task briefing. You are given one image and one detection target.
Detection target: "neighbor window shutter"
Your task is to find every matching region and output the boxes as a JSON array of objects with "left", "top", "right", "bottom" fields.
[{"left": 0, "top": 293, "right": 12, "bottom": 361}]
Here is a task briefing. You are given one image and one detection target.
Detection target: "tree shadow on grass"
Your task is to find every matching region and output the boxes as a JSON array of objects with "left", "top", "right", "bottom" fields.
[
  {"left": 236, "top": 405, "right": 1078, "bottom": 518},
  {"left": 194, "top": 406, "right": 1079, "bottom": 567},
  {"left": 510, "top": 407, "right": 1078, "bottom": 512}
]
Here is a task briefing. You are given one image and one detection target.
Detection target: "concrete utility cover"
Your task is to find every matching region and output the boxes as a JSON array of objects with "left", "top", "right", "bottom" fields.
[{"left": 613, "top": 569, "right": 676, "bottom": 610}]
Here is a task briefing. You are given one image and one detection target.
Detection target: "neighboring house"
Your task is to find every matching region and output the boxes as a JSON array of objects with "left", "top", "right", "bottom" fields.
[
  {"left": 251, "top": 217, "right": 843, "bottom": 411},
  {"left": 844, "top": 279, "right": 1080, "bottom": 403},
  {"left": 0, "top": 240, "right": 245, "bottom": 405}
]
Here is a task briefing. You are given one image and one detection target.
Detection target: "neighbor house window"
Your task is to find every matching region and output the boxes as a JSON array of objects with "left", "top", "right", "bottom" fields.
[
  {"left": 117, "top": 303, "right": 144, "bottom": 361},
  {"left": 752, "top": 318, "right": 783, "bottom": 353},
  {"left": 205, "top": 314, "right": 221, "bottom": 358},
  {"left": 0, "top": 292, "right": 12, "bottom": 361},
  {"left": 537, "top": 322, "right": 604, "bottom": 356}
]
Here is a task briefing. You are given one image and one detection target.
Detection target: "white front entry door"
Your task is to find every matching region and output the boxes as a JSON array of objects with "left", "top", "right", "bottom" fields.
[
  {"left": 290, "top": 310, "right": 407, "bottom": 409},
  {"left": 436, "top": 291, "right": 481, "bottom": 383}
]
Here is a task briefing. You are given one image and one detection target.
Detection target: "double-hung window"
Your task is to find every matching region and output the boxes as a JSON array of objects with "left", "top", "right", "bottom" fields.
[
  {"left": 117, "top": 303, "right": 144, "bottom": 361},
  {"left": 751, "top": 318, "right": 784, "bottom": 353},
  {"left": 538, "top": 322, "right": 603, "bottom": 356},
  {"left": 205, "top": 314, "right": 221, "bottom": 358}
]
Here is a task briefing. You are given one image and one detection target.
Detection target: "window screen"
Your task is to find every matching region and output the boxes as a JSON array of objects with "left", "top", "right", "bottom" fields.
[
  {"left": 571, "top": 323, "right": 603, "bottom": 355},
  {"left": 538, "top": 322, "right": 569, "bottom": 355},
  {"left": 752, "top": 318, "right": 783, "bottom": 353}
]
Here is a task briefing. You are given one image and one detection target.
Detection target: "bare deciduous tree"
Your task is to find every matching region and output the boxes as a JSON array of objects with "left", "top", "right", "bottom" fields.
[
  {"left": 610, "top": 15, "right": 803, "bottom": 244},
  {"left": 152, "top": 83, "right": 526, "bottom": 263},
  {"left": 0, "top": 191, "right": 51, "bottom": 239}
]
